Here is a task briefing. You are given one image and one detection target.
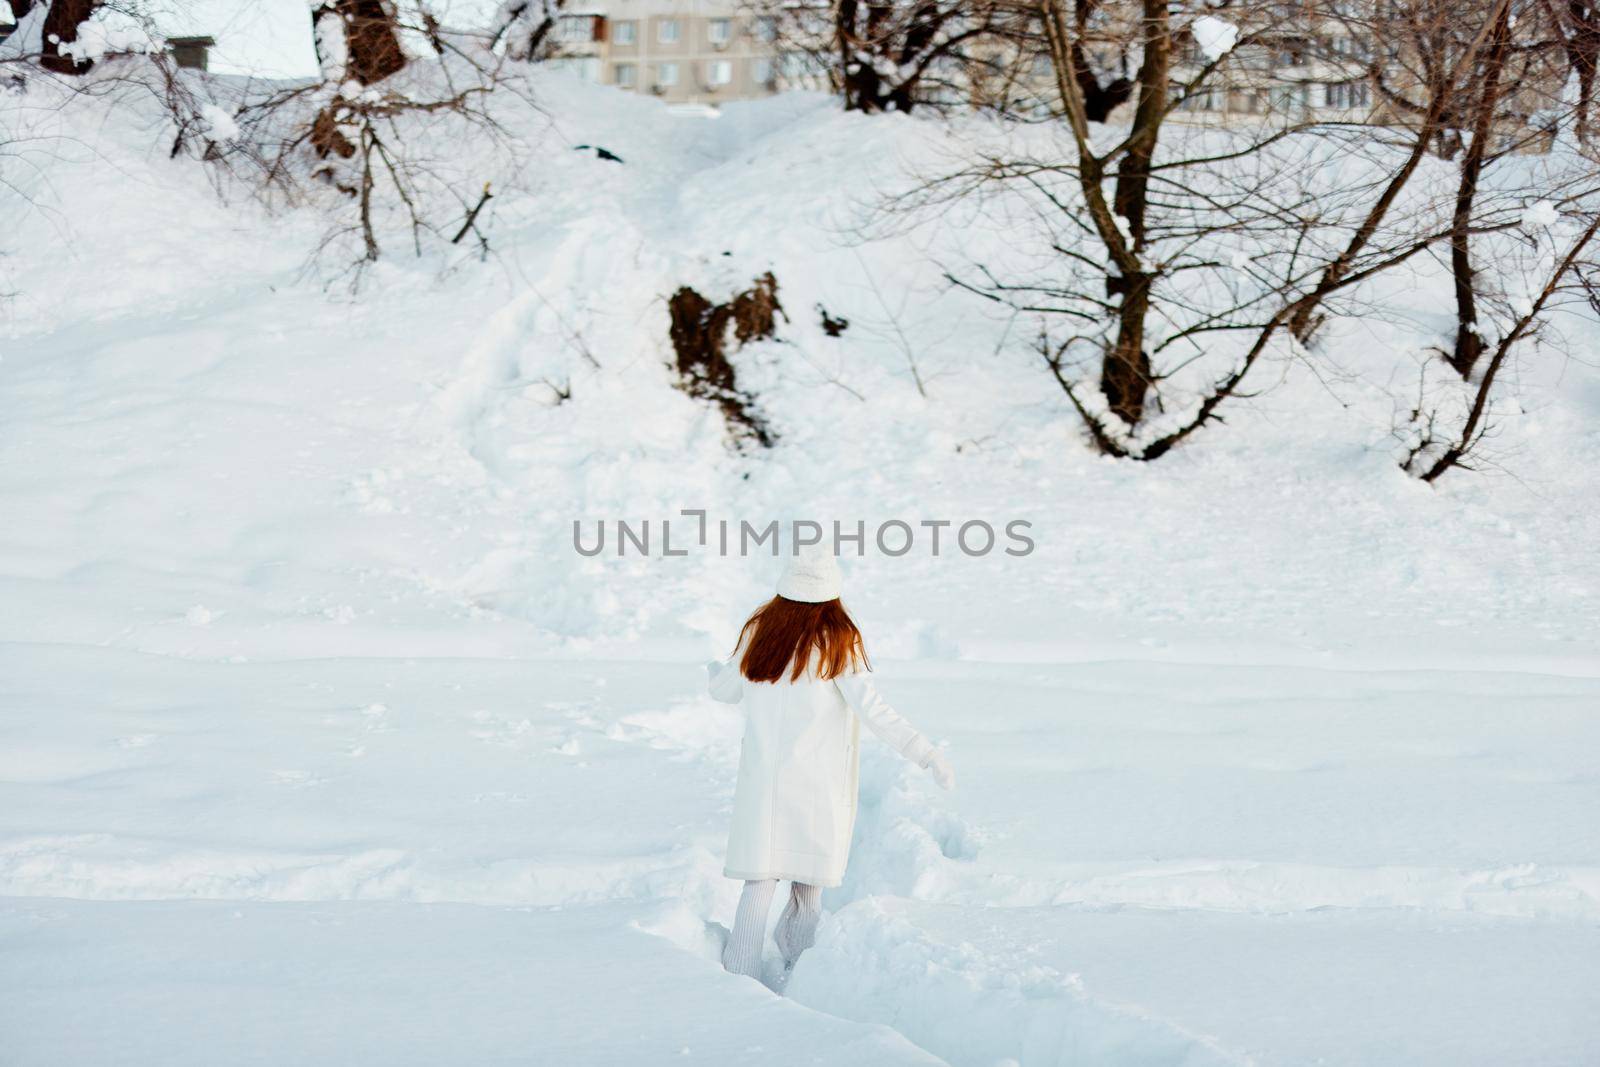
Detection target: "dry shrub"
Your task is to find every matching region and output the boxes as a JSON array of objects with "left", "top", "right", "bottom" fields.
[{"left": 668, "top": 272, "right": 785, "bottom": 448}]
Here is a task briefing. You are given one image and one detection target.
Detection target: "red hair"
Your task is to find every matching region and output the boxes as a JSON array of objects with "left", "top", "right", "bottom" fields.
[{"left": 736, "top": 596, "right": 869, "bottom": 683}]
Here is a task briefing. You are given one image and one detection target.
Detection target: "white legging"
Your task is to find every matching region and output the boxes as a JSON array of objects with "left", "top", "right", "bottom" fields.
[{"left": 721, "top": 879, "right": 823, "bottom": 978}]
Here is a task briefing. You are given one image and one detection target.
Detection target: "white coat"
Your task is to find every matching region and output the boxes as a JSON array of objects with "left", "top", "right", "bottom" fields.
[{"left": 707, "top": 653, "right": 936, "bottom": 887}]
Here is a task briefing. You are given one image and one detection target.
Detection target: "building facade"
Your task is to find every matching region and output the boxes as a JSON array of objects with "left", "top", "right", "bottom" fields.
[
  {"left": 551, "top": 3, "right": 1555, "bottom": 151},
  {"left": 549, "top": 1, "right": 827, "bottom": 105}
]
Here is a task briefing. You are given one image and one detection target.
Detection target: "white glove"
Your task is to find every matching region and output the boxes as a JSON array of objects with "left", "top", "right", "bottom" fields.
[
  {"left": 924, "top": 751, "right": 955, "bottom": 791},
  {"left": 705, "top": 660, "right": 722, "bottom": 678}
]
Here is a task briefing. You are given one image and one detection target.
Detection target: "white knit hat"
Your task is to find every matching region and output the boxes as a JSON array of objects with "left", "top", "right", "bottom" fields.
[{"left": 777, "top": 544, "right": 842, "bottom": 602}]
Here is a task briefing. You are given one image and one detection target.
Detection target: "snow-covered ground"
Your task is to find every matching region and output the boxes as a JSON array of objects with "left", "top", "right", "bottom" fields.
[{"left": 2, "top": 70, "right": 1598, "bottom": 1064}]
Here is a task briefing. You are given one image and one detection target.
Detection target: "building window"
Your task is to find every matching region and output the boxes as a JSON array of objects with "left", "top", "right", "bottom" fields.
[
  {"left": 613, "top": 20, "right": 637, "bottom": 45},
  {"left": 559, "top": 15, "right": 596, "bottom": 43},
  {"left": 656, "top": 61, "right": 679, "bottom": 87},
  {"left": 1323, "top": 81, "right": 1369, "bottom": 109},
  {"left": 709, "top": 18, "right": 731, "bottom": 45},
  {"left": 1272, "top": 38, "right": 1307, "bottom": 67},
  {"left": 707, "top": 59, "right": 733, "bottom": 86},
  {"left": 1270, "top": 83, "right": 1307, "bottom": 112},
  {"left": 752, "top": 56, "right": 774, "bottom": 86},
  {"left": 658, "top": 19, "right": 680, "bottom": 44},
  {"left": 755, "top": 16, "right": 777, "bottom": 42},
  {"left": 1236, "top": 45, "right": 1271, "bottom": 71},
  {"left": 615, "top": 62, "right": 637, "bottom": 88},
  {"left": 1326, "top": 34, "right": 1373, "bottom": 60},
  {"left": 1227, "top": 88, "right": 1263, "bottom": 114}
]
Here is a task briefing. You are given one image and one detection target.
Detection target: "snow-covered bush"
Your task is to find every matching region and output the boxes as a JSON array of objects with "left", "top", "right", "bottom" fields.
[
  {"left": 203, "top": 4, "right": 546, "bottom": 283},
  {"left": 0, "top": 3, "right": 533, "bottom": 284}
]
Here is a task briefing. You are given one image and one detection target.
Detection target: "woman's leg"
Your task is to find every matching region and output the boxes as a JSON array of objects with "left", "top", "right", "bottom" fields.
[
  {"left": 774, "top": 881, "right": 823, "bottom": 967},
  {"left": 722, "top": 878, "right": 778, "bottom": 977}
]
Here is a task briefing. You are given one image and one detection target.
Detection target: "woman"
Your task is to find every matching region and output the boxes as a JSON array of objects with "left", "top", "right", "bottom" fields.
[{"left": 705, "top": 546, "right": 954, "bottom": 980}]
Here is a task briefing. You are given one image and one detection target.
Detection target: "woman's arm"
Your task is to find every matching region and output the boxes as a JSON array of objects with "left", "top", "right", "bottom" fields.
[
  {"left": 834, "top": 672, "right": 953, "bottom": 788},
  {"left": 705, "top": 657, "right": 744, "bottom": 704}
]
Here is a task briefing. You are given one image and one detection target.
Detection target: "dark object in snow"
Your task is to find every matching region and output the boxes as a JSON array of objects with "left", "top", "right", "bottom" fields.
[
  {"left": 451, "top": 183, "right": 494, "bottom": 246},
  {"left": 306, "top": 1, "right": 408, "bottom": 161},
  {"left": 575, "top": 145, "right": 624, "bottom": 163},
  {"left": 668, "top": 272, "right": 786, "bottom": 449},
  {"left": 36, "top": 0, "right": 101, "bottom": 75},
  {"left": 312, "top": 1, "right": 406, "bottom": 86},
  {"left": 818, "top": 305, "right": 849, "bottom": 337},
  {"left": 169, "top": 36, "right": 216, "bottom": 71}
]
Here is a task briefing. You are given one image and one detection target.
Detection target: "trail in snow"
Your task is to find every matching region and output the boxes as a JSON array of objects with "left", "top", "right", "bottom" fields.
[
  {"left": 589, "top": 662, "right": 1600, "bottom": 1065},
  {"left": 616, "top": 692, "right": 1245, "bottom": 1065}
]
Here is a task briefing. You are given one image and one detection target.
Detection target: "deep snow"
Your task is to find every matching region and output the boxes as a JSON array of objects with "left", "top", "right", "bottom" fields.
[{"left": 2, "top": 67, "right": 1598, "bottom": 1065}]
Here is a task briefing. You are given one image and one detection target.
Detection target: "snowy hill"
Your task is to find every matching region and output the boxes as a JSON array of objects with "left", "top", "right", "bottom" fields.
[{"left": 2, "top": 70, "right": 1598, "bottom": 1065}]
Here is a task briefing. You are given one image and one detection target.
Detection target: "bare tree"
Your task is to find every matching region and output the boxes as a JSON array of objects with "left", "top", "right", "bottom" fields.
[
  {"left": 0, "top": 3, "right": 542, "bottom": 283},
  {"left": 759, "top": 0, "right": 1011, "bottom": 112},
  {"left": 1402, "top": 210, "right": 1600, "bottom": 480},
  {"left": 910, "top": 0, "right": 1567, "bottom": 461},
  {"left": 925, "top": 0, "right": 1138, "bottom": 119},
  {"left": 1357, "top": 0, "right": 1566, "bottom": 379},
  {"left": 185, "top": 4, "right": 545, "bottom": 283},
  {"left": 489, "top": 0, "right": 566, "bottom": 61},
  {"left": 1340, "top": 0, "right": 1600, "bottom": 483}
]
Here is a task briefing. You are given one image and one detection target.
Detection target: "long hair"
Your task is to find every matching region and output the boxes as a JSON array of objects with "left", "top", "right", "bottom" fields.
[{"left": 736, "top": 596, "right": 869, "bottom": 683}]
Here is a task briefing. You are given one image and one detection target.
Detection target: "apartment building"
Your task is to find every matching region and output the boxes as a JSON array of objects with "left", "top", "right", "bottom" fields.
[
  {"left": 549, "top": 6, "right": 1553, "bottom": 152},
  {"left": 1166, "top": 31, "right": 1377, "bottom": 124},
  {"left": 970, "top": 28, "right": 1381, "bottom": 124},
  {"left": 549, "top": 0, "right": 827, "bottom": 105},
  {"left": 548, "top": 5, "right": 1387, "bottom": 120}
]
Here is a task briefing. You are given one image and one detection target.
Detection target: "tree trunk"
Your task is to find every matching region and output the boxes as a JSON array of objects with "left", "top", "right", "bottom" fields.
[
  {"left": 836, "top": 0, "right": 931, "bottom": 113},
  {"left": 837, "top": 0, "right": 886, "bottom": 111},
  {"left": 1097, "top": 0, "right": 1165, "bottom": 423},
  {"left": 1111, "top": 0, "right": 1166, "bottom": 242},
  {"left": 1102, "top": 271, "right": 1154, "bottom": 425},
  {"left": 1071, "top": 41, "right": 1132, "bottom": 121},
  {"left": 312, "top": 0, "right": 407, "bottom": 87},
  {"left": 1070, "top": 1, "right": 1132, "bottom": 121},
  {"left": 886, "top": 0, "right": 939, "bottom": 113},
  {"left": 39, "top": 0, "right": 100, "bottom": 75},
  {"left": 491, "top": 0, "right": 564, "bottom": 61},
  {"left": 1556, "top": 0, "right": 1600, "bottom": 142},
  {"left": 1446, "top": 3, "right": 1511, "bottom": 378}
]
